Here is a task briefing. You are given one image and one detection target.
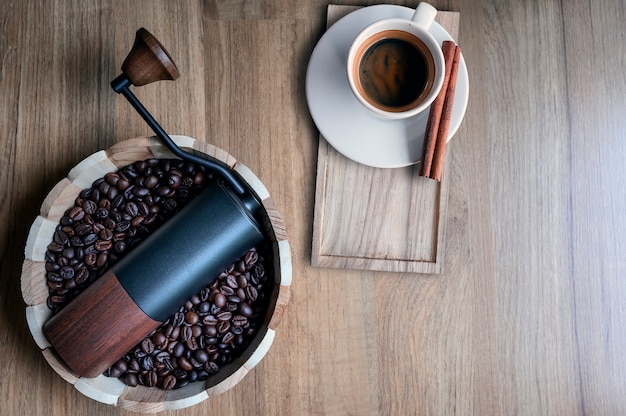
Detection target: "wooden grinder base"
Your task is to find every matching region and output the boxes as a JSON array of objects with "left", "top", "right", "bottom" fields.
[{"left": 43, "top": 269, "right": 161, "bottom": 378}]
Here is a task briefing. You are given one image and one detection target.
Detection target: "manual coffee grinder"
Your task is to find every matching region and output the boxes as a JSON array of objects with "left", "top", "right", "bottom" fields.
[{"left": 43, "top": 28, "right": 264, "bottom": 377}]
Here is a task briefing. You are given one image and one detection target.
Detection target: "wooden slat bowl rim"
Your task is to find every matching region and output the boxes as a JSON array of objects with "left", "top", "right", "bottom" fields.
[{"left": 20, "top": 136, "right": 291, "bottom": 412}]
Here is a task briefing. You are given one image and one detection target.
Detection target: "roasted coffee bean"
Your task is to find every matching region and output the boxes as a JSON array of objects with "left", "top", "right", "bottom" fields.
[
  {"left": 191, "top": 325, "right": 202, "bottom": 338},
  {"left": 198, "top": 301, "right": 210, "bottom": 314},
  {"left": 239, "top": 302, "right": 254, "bottom": 317},
  {"left": 169, "top": 326, "right": 181, "bottom": 341},
  {"left": 84, "top": 253, "right": 97, "bottom": 267},
  {"left": 185, "top": 311, "right": 199, "bottom": 325},
  {"left": 180, "top": 326, "right": 192, "bottom": 342},
  {"left": 193, "top": 172, "right": 205, "bottom": 185},
  {"left": 111, "top": 194, "right": 124, "bottom": 210},
  {"left": 161, "top": 324, "right": 175, "bottom": 339},
  {"left": 137, "top": 201, "right": 150, "bottom": 216},
  {"left": 117, "top": 178, "right": 131, "bottom": 190},
  {"left": 48, "top": 280, "right": 63, "bottom": 290},
  {"left": 98, "top": 181, "right": 111, "bottom": 196},
  {"left": 114, "top": 220, "right": 130, "bottom": 232},
  {"left": 82, "top": 233, "right": 98, "bottom": 245},
  {"left": 178, "top": 357, "right": 193, "bottom": 372},
  {"left": 95, "top": 207, "right": 109, "bottom": 220},
  {"left": 226, "top": 274, "right": 239, "bottom": 289},
  {"left": 220, "top": 285, "right": 235, "bottom": 296},
  {"left": 107, "top": 186, "right": 119, "bottom": 200},
  {"left": 252, "top": 263, "right": 265, "bottom": 279},
  {"left": 75, "top": 267, "right": 89, "bottom": 284},
  {"left": 237, "top": 274, "right": 248, "bottom": 288},
  {"left": 217, "top": 321, "right": 231, "bottom": 334},
  {"left": 114, "top": 241, "right": 126, "bottom": 254},
  {"left": 134, "top": 349, "right": 147, "bottom": 359},
  {"left": 95, "top": 239, "right": 112, "bottom": 251},
  {"left": 199, "top": 289, "right": 211, "bottom": 302},
  {"left": 128, "top": 359, "right": 140, "bottom": 373},
  {"left": 115, "top": 359, "right": 128, "bottom": 373},
  {"left": 74, "top": 223, "right": 91, "bottom": 236},
  {"left": 125, "top": 373, "right": 138, "bottom": 387},
  {"left": 216, "top": 311, "right": 232, "bottom": 322},
  {"left": 172, "top": 342, "right": 185, "bottom": 358},
  {"left": 205, "top": 336, "right": 218, "bottom": 345},
  {"left": 227, "top": 295, "right": 241, "bottom": 304},
  {"left": 144, "top": 175, "right": 159, "bottom": 189},
  {"left": 107, "top": 366, "right": 123, "bottom": 378},
  {"left": 131, "top": 216, "right": 144, "bottom": 227},
  {"left": 172, "top": 312, "right": 185, "bottom": 327},
  {"left": 59, "top": 266, "right": 74, "bottom": 280},
  {"left": 176, "top": 187, "right": 190, "bottom": 200},
  {"left": 204, "top": 361, "right": 219, "bottom": 375},
  {"left": 145, "top": 370, "right": 158, "bottom": 387},
  {"left": 163, "top": 198, "right": 177, "bottom": 212},
  {"left": 221, "top": 332, "right": 234, "bottom": 345},
  {"left": 193, "top": 349, "right": 209, "bottom": 364},
  {"left": 162, "top": 374, "right": 176, "bottom": 390},
  {"left": 47, "top": 272, "right": 63, "bottom": 283},
  {"left": 141, "top": 337, "right": 155, "bottom": 354},
  {"left": 155, "top": 351, "right": 170, "bottom": 364},
  {"left": 90, "top": 189, "right": 101, "bottom": 203},
  {"left": 70, "top": 236, "right": 84, "bottom": 247},
  {"left": 68, "top": 206, "right": 85, "bottom": 221},
  {"left": 140, "top": 356, "right": 154, "bottom": 371},
  {"left": 232, "top": 315, "right": 248, "bottom": 327},
  {"left": 53, "top": 230, "right": 69, "bottom": 245},
  {"left": 99, "top": 228, "right": 113, "bottom": 241},
  {"left": 105, "top": 172, "right": 119, "bottom": 186},
  {"left": 96, "top": 252, "right": 108, "bottom": 268},
  {"left": 167, "top": 172, "right": 182, "bottom": 189},
  {"left": 125, "top": 201, "right": 139, "bottom": 217},
  {"left": 186, "top": 337, "right": 199, "bottom": 351},
  {"left": 47, "top": 241, "right": 64, "bottom": 253},
  {"left": 45, "top": 256, "right": 61, "bottom": 272},
  {"left": 213, "top": 293, "right": 227, "bottom": 309},
  {"left": 246, "top": 286, "right": 258, "bottom": 302},
  {"left": 202, "top": 315, "right": 218, "bottom": 327},
  {"left": 244, "top": 250, "right": 258, "bottom": 266},
  {"left": 134, "top": 187, "right": 150, "bottom": 198},
  {"left": 153, "top": 332, "right": 167, "bottom": 350}
]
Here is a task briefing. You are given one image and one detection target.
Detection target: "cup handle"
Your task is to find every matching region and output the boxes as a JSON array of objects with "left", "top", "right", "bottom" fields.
[{"left": 411, "top": 2, "right": 437, "bottom": 30}]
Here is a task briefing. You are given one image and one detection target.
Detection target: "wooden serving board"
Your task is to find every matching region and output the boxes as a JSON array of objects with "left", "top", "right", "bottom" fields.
[{"left": 311, "top": 6, "right": 459, "bottom": 274}]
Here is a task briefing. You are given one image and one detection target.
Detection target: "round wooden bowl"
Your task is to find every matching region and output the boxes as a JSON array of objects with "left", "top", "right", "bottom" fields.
[{"left": 21, "top": 136, "right": 291, "bottom": 412}]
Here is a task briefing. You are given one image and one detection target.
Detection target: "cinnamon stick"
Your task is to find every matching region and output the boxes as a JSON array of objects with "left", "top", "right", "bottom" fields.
[
  {"left": 430, "top": 44, "right": 461, "bottom": 182},
  {"left": 420, "top": 41, "right": 457, "bottom": 177}
]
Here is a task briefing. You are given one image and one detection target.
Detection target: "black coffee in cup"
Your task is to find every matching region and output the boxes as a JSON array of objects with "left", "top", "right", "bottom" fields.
[{"left": 352, "top": 30, "right": 436, "bottom": 113}]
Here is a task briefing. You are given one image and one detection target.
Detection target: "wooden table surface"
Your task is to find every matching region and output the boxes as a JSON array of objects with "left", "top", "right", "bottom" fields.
[{"left": 2, "top": 1, "right": 625, "bottom": 415}]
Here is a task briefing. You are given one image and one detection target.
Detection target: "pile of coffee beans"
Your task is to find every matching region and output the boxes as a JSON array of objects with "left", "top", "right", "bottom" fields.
[{"left": 44, "top": 158, "right": 273, "bottom": 389}]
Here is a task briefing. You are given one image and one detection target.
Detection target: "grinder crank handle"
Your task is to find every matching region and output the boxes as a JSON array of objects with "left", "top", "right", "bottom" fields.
[{"left": 110, "top": 28, "right": 259, "bottom": 213}]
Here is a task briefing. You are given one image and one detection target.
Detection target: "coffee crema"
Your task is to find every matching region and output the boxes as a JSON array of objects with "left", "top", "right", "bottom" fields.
[{"left": 353, "top": 30, "right": 435, "bottom": 113}]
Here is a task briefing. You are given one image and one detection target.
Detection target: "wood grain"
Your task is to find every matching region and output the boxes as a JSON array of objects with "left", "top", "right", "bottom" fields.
[{"left": 2, "top": 0, "right": 626, "bottom": 415}]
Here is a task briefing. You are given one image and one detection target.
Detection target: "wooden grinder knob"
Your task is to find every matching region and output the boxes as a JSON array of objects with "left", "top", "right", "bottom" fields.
[{"left": 121, "top": 27, "right": 180, "bottom": 86}]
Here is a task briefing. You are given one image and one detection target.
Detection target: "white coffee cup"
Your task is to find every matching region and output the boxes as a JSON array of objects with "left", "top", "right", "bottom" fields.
[{"left": 347, "top": 2, "right": 445, "bottom": 120}]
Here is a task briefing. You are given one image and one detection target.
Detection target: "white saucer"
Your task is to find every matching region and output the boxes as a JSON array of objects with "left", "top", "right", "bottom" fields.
[{"left": 306, "top": 5, "right": 469, "bottom": 168}]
